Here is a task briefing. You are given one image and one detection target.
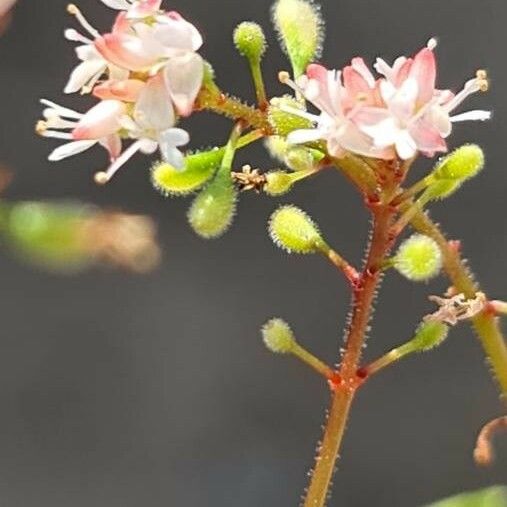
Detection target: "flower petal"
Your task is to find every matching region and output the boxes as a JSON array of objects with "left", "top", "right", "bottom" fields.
[
  {"left": 163, "top": 53, "right": 204, "bottom": 116},
  {"left": 48, "top": 140, "right": 97, "bottom": 161}
]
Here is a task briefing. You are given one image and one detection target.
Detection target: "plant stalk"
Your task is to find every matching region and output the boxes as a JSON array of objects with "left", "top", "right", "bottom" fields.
[
  {"left": 303, "top": 205, "right": 396, "bottom": 507},
  {"left": 409, "top": 210, "right": 507, "bottom": 398}
]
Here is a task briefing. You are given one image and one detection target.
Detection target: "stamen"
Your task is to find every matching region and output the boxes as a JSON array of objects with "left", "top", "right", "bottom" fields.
[
  {"left": 278, "top": 71, "right": 291, "bottom": 84},
  {"left": 278, "top": 104, "right": 320, "bottom": 123},
  {"left": 35, "top": 120, "right": 48, "bottom": 135},
  {"left": 64, "top": 28, "right": 92, "bottom": 44},
  {"left": 94, "top": 140, "right": 143, "bottom": 185},
  {"left": 67, "top": 4, "right": 100, "bottom": 39},
  {"left": 476, "top": 69, "right": 489, "bottom": 92},
  {"left": 426, "top": 37, "right": 438, "bottom": 50}
]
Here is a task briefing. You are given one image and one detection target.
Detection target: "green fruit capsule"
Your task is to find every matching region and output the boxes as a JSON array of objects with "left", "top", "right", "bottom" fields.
[
  {"left": 272, "top": 0, "right": 324, "bottom": 77},
  {"left": 151, "top": 148, "right": 224, "bottom": 196},
  {"left": 394, "top": 234, "right": 443, "bottom": 282},
  {"left": 262, "top": 318, "right": 296, "bottom": 354},
  {"left": 188, "top": 173, "right": 237, "bottom": 239},
  {"left": 269, "top": 205, "right": 324, "bottom": 254}
]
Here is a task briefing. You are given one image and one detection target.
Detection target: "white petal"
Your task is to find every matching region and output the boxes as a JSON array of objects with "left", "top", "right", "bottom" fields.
[
  {"left": 450, "top": 110, "right": 492, "bottom": 122},
  {"left": 48, "top": 140, "right": 97, "bottom": 161},
  {"left": 161, "top": 146, "right": 185, "bottom": 169},
  {"left": 64, "top": 60, "right": 107, "bottom": 94},
  {"left": 395, "top": 131, "right": 417, "bottom": 160},
  {"left": 163, "top": 53, "right": 204, "bottom": 116},
  {"left": 287, "top": 128, "right": 324, "bottom": 145},
  {"left": 159, "top": 128, "right": 190, "bottom": 147},
  {"left": 134, "top": 74, "right": 175, "bottom": 132},
  {"left": 100, "top": 0, "right": 131, "bottom": 9},
  {"left": 40, "top": 99, "right": 82, "bottom": 119}
]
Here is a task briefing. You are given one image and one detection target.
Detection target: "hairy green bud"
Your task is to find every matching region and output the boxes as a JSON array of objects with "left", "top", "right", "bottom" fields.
[
  {"left": 188, "top": 172, "right": 237, "bottom": 239},
  {"left": 265, "top": 171, "right": 293, "bottom": 196},
  {"left": 272, "top": 0, "right": 324, "bottom": 76},
  {"left": 426, "top": 144, "right": 485, "bottom": 200},
  {"left": 410, "top": 320, "right": 450, "bottom": 352},
  {"left": 234, "top": 22, "right": 267, "bottom": 61},
  {"left": 151, "top": 148, "right": 223, "bottom": 196},
  {"left": 269, "top": 96, "right": 313, "bottom": 136},
  {"left": 394, "top": 234, "right": 442, "bottom": 282},
  {"left": 262, "top": 318, "right": 296, "bottom": 353},
  {"left": 269, "top": 205, "right": 324, "bottom": 254}
]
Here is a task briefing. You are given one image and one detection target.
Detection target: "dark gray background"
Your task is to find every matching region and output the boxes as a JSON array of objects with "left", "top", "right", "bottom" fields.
[{"left": 0, "top": 0, "right": 505, "bottom": 505}]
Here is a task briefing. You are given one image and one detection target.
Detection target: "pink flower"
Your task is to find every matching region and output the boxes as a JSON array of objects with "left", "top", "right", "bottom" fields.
[
  {"left": 38, "top": 75, "right": 190, "bottom": 184},
  {"left": 37, "top": 99, "right": 125, "bottom": 161},
  {"left": 282, "top": 39, "right": 490, "bottom": 161},
  {"left": 65, "top": 4, "right": 204, "bottom": 116},
  {"left": 280, "top": 65, "right": 393, "bottom": 159},
  {"left": 361, "top": 39, "right": 491, "bottom": 159}
]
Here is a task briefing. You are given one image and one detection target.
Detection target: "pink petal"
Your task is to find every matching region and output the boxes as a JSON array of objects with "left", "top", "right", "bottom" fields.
[
  {"left": 409, "top": 47, "right": 436, "bottom": 104},
  {"left": 72, "top": 100, "right": 125, "bottom": 140},
  {"left": 93, "top": 79, "right": 146, "bottom": 102},
  {"left": 127, "top": 0, "right": 162, "bottom": 19},
  {"left": 163, "top": 53, "right": 204, "bottom": 116}
]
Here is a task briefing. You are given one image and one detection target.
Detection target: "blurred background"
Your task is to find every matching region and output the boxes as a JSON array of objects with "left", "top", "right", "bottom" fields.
[{"left": 0, "top": 0, "right": 505, "bottom": 505}]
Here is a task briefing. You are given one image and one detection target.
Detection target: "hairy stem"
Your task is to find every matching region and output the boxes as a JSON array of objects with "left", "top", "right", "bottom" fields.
[
  {"left": 195, "top": 85, "right": 272, "bottom": 132},
  {"left": 410, "top": 211, "right": 507, "bottom": 398},
  {"left": 303, "top": 205, "right": 396, "bottom": 507}
]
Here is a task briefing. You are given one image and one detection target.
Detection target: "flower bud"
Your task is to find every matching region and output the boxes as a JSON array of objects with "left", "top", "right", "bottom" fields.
[
  {"left": 262, "top": 318, "right": 296, "bottom": 354},
  {"left": 269, "top": 205, "right": 324, "bottom": 254},
  {"left": 426, "top": 144, "right": 485, "bottom": 200},
  {"left": 410, "top": 320, "right": 449, "bottom": 352},
  {"left": 394, "top": 234, "right": 442, "bottom": 282},
  {"left": 233, "top": 22, "right": 267, "bottom": 62},
  {"left": 188, "top": 172, "right": 237, "bottom": 239},
  {"left": 151, "top": 148, "right": 223, "bottom": 196},
  {"left": 269, "top": 96, "right": 313, "bottom": 136},
  {"left": 265, "top": 136, "right": 290, "bottom": 162},
  {"left": 285, "top": 147, "right": 320, "bottom": 172},
  {"left": 265, "top": 171, "right": 293, "bottom": 195},
  {"left": 272, "top": 0, "right": 324, "bottom": 76}
]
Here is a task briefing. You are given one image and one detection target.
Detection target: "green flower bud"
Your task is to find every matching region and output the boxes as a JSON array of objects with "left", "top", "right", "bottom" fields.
[
  {"left": 233, "top": 22, "right": 267, "bottom": 62},
  {"left": 269, "top": 205, "right": 324, "bottom": 254},
  {"left": 265, "top": 136, "right": 290, "bottom": 162},
  {"left": 262, "top": 318, "right": 296, "bottom": 354},
  {"left": 269, "top": 96, "right": 313, "bottom": 136},
  {"left": 426, "top": 144, "right": 485, "bottom": 200},
  {"left": 265, "top": 171, "right": 293, "bottom": 196},
  {"left": 394, "top": 234, "right": 443, "bottom": 282},
  {"left": 410, "top": 320, "right": 449, "bottom": 352},
  {"left": 285, "top": 147, "right": 319, "bottom": 171},
  {"left": 188, "top": 172, "right": 237, "bottom": 239},
  {"left": 272, "top": 0, "right": 324, "bottom": 76},
  {"left": 151, "top": 148, "right": 223, "bottom": 196}
]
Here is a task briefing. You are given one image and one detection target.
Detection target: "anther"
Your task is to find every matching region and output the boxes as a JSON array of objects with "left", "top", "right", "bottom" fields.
[
  {"left": 476, "top": 69, "right": 489, "bottom": 92},
  {"left": 94, "top": 172, "right": 110, "bottom": 185},
  {"left": 278, "top": 71, "right": 291, "bottom": 84},
  {"left": 35, "top": 121, "right": 48, "bottom": 135},
  {"left": 427, "top": 37, "right": 438, "bottom": 51}
]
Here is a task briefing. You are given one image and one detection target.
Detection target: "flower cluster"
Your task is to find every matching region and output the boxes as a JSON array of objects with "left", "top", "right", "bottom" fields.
[
  {"left": 282, "top": 39, "right": 491, "bottom": 160},
  {"left": 37, "top": 0, "right": 204, "bottom": 184}
]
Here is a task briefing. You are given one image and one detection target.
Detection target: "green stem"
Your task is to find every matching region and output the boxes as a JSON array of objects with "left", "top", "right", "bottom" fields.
[
  {"left": 410, "top": 210, "right": 507, "bottom": 398},
  {"left": 249, "top": 58, "right": 268, "bottom": 110},
  {"left": 195, "top": 85, "right": 272, "bottom": 132},
  {"left": 291, "top": 342, "right": 335, "bottom": 380}
]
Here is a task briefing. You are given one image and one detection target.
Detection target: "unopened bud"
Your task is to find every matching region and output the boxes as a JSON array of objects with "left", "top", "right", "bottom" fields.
[
  {"left": 269, "top": 205, "right": 324, "bottom": 254},
  {"left": 394, "top": 234, "right": 442, "bottom": 282},
  {"left": 265, "top": 171, "right": 293, "bottom": 195},
  {"left": 188, "top": 173, "right": 237, "bottom": 239},
  {"left": 272, "top": 0, "right": 324, "bottom": 76},
  {"left": 262, "top": 318, "right": 296, "bottom": 353},
  {"left": 410, "top": 320, "right": 449, "bottom": 352},
  {"left": 285, "top": 147, "right": 318, "bottom": 171},
  {"left": 269, "top": 95, "right": 313, "bottom": 136},
  {"left": 151, "top": 148, "right": 223, "bottom": 196},
  {"left": 234, "top": 22, "right": 267, "bottom": 62},
  {"left": 426, "top": 144, "right": 485, "bottom": 200}
]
